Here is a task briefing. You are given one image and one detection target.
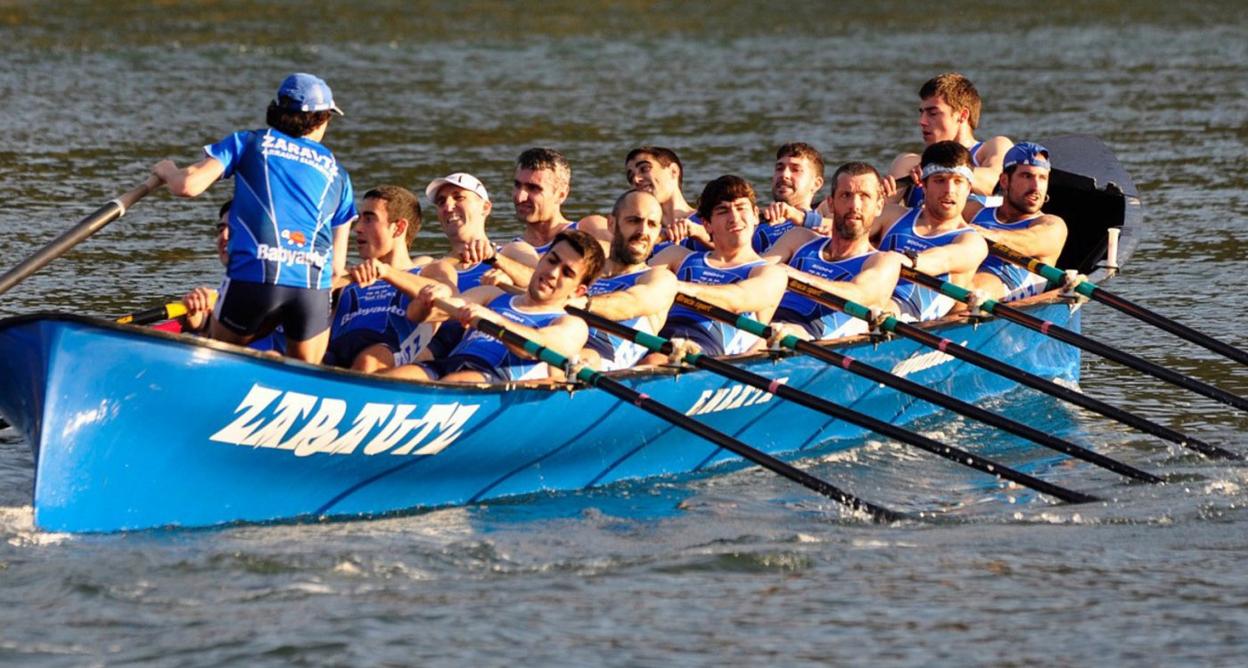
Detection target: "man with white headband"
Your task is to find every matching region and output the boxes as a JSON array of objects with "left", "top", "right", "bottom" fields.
[
  {"left": 886, "top": 73, "right": 1013, "bottom": 208},
  {"left": 874, "top": 141, "right": 988, "bottom": 320},
  {"left": 964, "top": 142, "right": 1068, "bottom": 301}
]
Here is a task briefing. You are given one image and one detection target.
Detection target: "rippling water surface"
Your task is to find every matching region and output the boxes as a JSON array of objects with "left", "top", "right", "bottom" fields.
[{"left": 2, "top": 2, "right": 1248, "bottom": 665}]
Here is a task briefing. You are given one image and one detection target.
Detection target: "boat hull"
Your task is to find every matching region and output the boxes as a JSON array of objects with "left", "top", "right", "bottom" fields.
[{"left": 0, "top": 301, "right": 1081, "bottom": 533}]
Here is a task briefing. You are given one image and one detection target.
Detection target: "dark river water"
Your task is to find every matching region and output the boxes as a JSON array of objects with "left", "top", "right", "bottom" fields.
[{"left": 2, "top": 2, "right": 1248, "bottom": 665}]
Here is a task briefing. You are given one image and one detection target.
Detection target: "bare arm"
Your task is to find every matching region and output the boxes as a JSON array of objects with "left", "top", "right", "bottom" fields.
[
  {"left": 647, "top": 244, "right": 691, "bottom": 272},
  {"left": 457, "top": 304, "right": 589, "bottom": 361},
  {"left": 761, "top": 226, "right": 819, "bottom": 264},
  {"left": 588, "top": 268, "right": 678, "bottom": 322},
  {"left": 913, "top": 230, "right": 988, "bottom": 281},
  {"left": 972, "top": 215, "right": 1067, "bottom": 264},
  {"left": 969, "top": 136, "right": 1012, "bottom": 195},
  {"left": 680, "top": 263, "right": 788, "bottom": 323},
  {"left": 785, "top": 252, "right": 903, "bottom": 310},
  {"left": 332, "top": 222, "right": 352, "bottom": 278},
  {"left": 152, "top": 156, "right": 225, "bottom": 198}
]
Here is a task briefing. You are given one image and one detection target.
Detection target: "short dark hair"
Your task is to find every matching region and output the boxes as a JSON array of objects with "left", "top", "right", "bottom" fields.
[
  {"left": 550, "top": 229, "right": 606, "bottom": 287},
  {"left": 919, "top": 72, "right": 982, "bottom": 130},
  {"left": 920, "top": 140, "right": 972, "bottom": 171},
  {"left": 363, "top": 185, "right": 423, "bottom": 248},
  {"left": 776, "top": 142, "right": 825, "bottom": 179},
  {"left": 516, "top": 147, "right": 571, "bottom": 190},
  {"left": 217, "top": 198, "right": 233, "bottom": 220},
  {"left": 696, "top": 175, "right": 757, "bottom": 222},
  {"left": 265, "top": 98, "right": 332, "bottom": 137},
  {"left": 625, "top": 146, "right": 684, "bottom": 190},
  {"left": 830, "top": 162, "right": 883, "bottom": 190}
]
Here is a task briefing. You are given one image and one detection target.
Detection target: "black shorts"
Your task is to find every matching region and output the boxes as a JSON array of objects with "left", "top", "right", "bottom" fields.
[
  {"left": 657, "top": 318, "right": 726, "bottom": 357},
  {"left": 214, "top": 278, "right": 332, "bottom": 341},
  {"left": 323, "top": 329, "right": 391, "bottom": 368}
]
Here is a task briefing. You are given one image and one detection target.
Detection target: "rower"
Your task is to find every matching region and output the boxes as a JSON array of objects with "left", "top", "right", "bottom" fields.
[
  {"left": 753, "top": 142, "right": 827, "bottom": 253},
  {"left": 325, "top": 185, "right": 433, "bottom": 372},
  {"left": 764, "top": 162, "right": 904, "bottom": 340},
  {"left": 875, "top": 141, "right": 988, "bottom": 321},
  {"left": 492, "top": 148, "right": 610, "bottom": 286},
  {"left": 887, "top": 73, "right": 1013, "bottom": 208},
  {"left": 383, "top": 230, "right": 606, "bottom": 383},
  {"left": 966, "top": 142, "right": 1068, "bottom": 302},
  {"left": 646, "top": 175, "right": 787, "bottom": 360},
  {"left": 151, "top": 72, "right": 358, "bottom": 364},
  {"left": 624, "top": 145, "right": 710, "bottom": 251},
  {"left": 579, "top": 190, "right": 678, "bottom": 370}
]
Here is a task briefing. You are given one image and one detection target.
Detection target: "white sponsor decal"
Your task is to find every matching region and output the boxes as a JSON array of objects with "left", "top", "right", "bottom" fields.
[
  {"left": 210, "top": 384, "right": 480, "bottom": 457},
  {"left": 888, "top": 342, "right": 966, "bottom": 378},
  {"left": 685, "top": 378, "right": 785, "bottom": 416},
  {"left": 260, "top": 134, "right": 340, "bottom": 179}
]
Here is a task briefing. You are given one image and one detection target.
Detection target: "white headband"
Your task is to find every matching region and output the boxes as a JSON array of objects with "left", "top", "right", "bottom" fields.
[{"left": 921, "top": 164, "right": 974, "bottom": 181}]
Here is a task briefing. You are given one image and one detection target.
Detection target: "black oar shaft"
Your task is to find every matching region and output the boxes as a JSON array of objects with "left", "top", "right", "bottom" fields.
[
  {"left": 902, "top": 267, "right": 1248, "bottom": 414},
  {"left": 666, "top": 295, "right": 1158, "bottom": 484},
  {"left": 987, "top": 240, "right": 1248, "bottom": 367},
  {"left": 571, "top": 306, "right": 1099, "bottom": 504},
  {"left": 0, "top": 175, "right": 163, "bottom": 296},
  {"left": 787, "top": 278, "right": 1238, "bottom": 460},
  {"left": 450, "top": 306, "right": 904, "bottom": 522}
]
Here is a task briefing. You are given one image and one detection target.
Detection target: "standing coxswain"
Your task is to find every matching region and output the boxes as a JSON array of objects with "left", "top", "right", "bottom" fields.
[{"left": 152, "top": 72, "right": 358, "bottom": 363}]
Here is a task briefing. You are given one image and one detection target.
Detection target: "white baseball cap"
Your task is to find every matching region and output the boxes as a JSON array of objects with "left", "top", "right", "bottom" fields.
[{"left": 425, "top": 172, "right": 490, "bottom": 204}]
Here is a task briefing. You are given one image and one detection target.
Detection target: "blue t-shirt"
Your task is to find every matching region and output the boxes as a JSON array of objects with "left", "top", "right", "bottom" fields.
[{"left": 205, "top": 129, "right": 357, "bottom": 290}]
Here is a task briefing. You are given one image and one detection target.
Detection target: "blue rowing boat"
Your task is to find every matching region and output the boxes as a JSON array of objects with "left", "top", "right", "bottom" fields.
[{"left": 0, "top": 135, "right": 1139, "bottom": 533}]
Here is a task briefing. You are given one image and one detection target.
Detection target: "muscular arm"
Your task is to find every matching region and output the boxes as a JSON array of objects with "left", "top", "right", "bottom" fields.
[
  {"left": 152, "top": 156, "right": 225, "bottom": 198},
  {"left": 679, "top": 263, "right": 788, "bottom": 323},
  {"left": 913, "top": 230, "right": 989, "bottom": 283},
  {"left": 785, "top": 252, "right": 903, "bottom": 310},
  {"left": 332, "top": 222, "right": 352, "bottom": 278},
  {"left": 972, "top": 215, "right": 1067, "bottom": 264},
  {"left": 761, "top": 226, "right": 819, "bottom": 264},
  {"left": 647, "top": 244, "right": 691, "bottom": 273},
  {"left": 588, "top": 268, "right": 678, "bottom": 323},
  {"left": 969, "top": 136, "right": 1013, "bottom": 195}
]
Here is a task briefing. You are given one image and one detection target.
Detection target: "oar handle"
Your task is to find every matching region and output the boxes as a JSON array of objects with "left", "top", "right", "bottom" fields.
[
  {"left": 115, "top": 302, "right": 189, "bottom": 326},
  {"left": 0, "top": 174, "right": 165, "bottom": 296}
]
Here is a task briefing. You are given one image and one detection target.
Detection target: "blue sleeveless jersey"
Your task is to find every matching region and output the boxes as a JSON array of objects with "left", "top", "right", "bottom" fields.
[
  {"left": 514, "top": 220, "right": 582, "bottom": 256},
  {"left": 773, "top": 238, "right": 874, "bottom": 339},
  {"left": 971, "top": 207, "right": 1048, "bottom": 301},
  {"left": 661, "top": 252, "right": 765, "bottom": 356},
  {"left": 456, "top": 261, "right": 492, "bottom": 293},
  {"left": 584, "top": 269, "right": 654, "bottom": 370},
  {"left": 326, "top": 267, "right": 429, "bottom": 366},
  {"left": 878, "top": 208, "right": 972, "bottom": 320},
  {"left": 448, "top": 294, "right": 566, "bottom": 381},
  {"left": 904, "top": 140, "right": 989, "bottom": 208},
  {"left": 650, "top": 212, "right": 711, "bottom": 256},
  {"left": 205, "top": 129, "right": 357, "bottom": 290},
  {"left": 752, "top": 208, "right": 822, "bottom": 253}
]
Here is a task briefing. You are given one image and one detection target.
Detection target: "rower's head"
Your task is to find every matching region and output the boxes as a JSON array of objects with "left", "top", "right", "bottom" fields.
[
  {"left": 625, "top": 146, "right": 684, "bottom": 203},
  {"left": 215, "top": 199, "right": 232, "bottom": 267},
  {"left": 917, "top": 72, "right": 980, "bottom": 145},
  {"left": 1000, "top": 142, "right": 1052, "bottom": 216},
  {"left": 772, "top": 142, "right": 825, "bottom": 209},
  {"left": 528, "top": 229, "right": 606, "bottom": 303},
  {"left": 356, "top": 185, "right": 422, "bottom": 261},
  {"left": 826, "top": 162, "right": 884, "bottom": 242},
  {"left": 426, "top": 173, "right": 492, "bottom": 244},
  {"left": 513, "top": 147, "right": 571, "bottom": 225},
  {"left": 697, "top": 175, "right": 759, "bottom": 250},
  {"left": 608, "top": 189, "right": 663, "bottom": 265},
  {"left": 919, "top": 141, "right": 973, "bottom": 220},
  {"left": 266, "top": 73, "right": 343, "bottom": 140}
]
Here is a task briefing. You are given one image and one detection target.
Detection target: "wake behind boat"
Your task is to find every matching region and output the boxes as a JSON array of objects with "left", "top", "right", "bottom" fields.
[{"left": 0, "top": 135, "right": 1152, "bottom": 533}]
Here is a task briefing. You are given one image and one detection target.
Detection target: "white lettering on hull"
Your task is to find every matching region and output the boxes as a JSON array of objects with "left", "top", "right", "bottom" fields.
[
  {"left": 210, "top": 384, "right": 480, "bottom": 457},
  {"left": 685, "top": 378, "right": 785, "bottom": 416}
]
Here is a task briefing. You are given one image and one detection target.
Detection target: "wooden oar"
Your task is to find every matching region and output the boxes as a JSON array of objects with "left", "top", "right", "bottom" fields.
[
  {"left": 787, "top": 277, "right": 1239, "bottom": 460},
  {"left": 901, "top": 266, "right": 1248, "bottom": 414},
  {"left": 0, "top": 175, "right": 164, "bottom": 296},
  {"left": 658, "top": 293, "right": 1161, "bottom": 484},
  {"left": 987, "top": 239, "right": 1248, "bottom": 367},
  {"left": 115, "top": 302, "right": 189, "bottom": 326},
  {"left": 567, "top": 305, "right": 1100, "bottom": 504},
  {"left": 434, "top": 298, "right": 905, "bottom": 522}
]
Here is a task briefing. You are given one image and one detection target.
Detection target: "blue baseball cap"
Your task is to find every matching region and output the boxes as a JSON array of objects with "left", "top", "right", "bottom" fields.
[
  {"left": 274, "top": 73, "right": 344, "bottom": 116},
  {"left": 1003, "top": 142, "right": 1050, "bottom": 170}
]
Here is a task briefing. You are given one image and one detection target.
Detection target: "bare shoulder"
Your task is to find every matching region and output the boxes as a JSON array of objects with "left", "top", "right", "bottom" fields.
[
  {"left": 419, "top": 258, "right": 460, "bottom": 288},
  {"left": 576, "top": 214, "right": 612, "bottom": 242},
  {"left": 977, "top": 136, "right": 1014, "bottom": 166},
  {"left": 648, "top": 244, "right": 690, "bottom": 271},
  {"left": 500, "top": 240, "right": 540, "bottom": 265},
  {"left": 463, "top": 285, "right": 504, "bottom": 305}
]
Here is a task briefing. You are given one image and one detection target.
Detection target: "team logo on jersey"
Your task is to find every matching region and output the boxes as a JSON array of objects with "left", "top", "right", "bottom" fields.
[{"left": 282, "top": 229, "right": 308, "bottom": 247}]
